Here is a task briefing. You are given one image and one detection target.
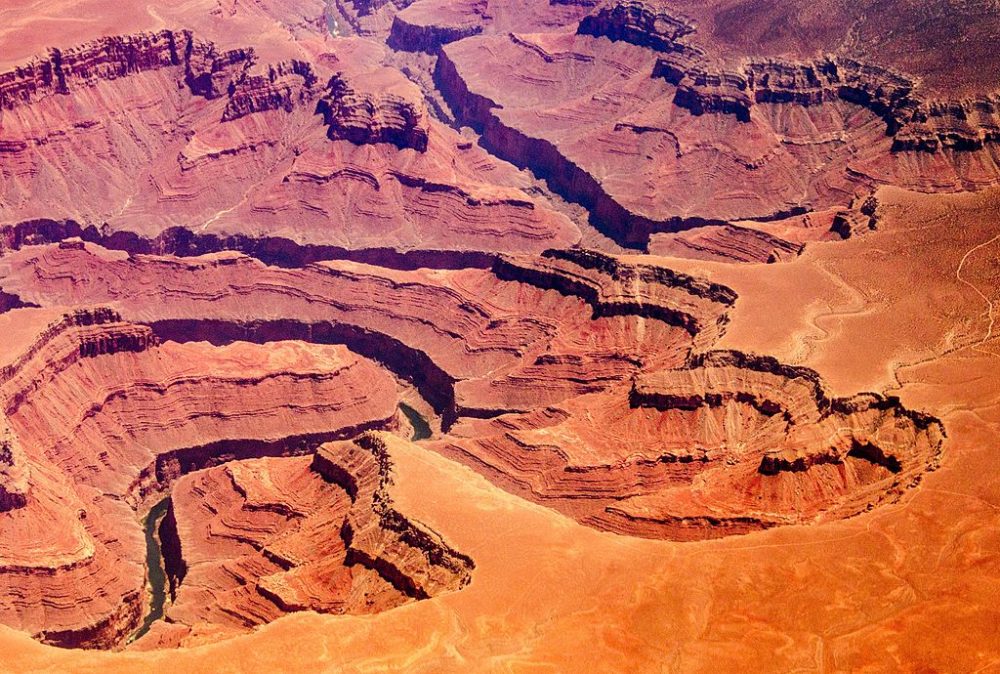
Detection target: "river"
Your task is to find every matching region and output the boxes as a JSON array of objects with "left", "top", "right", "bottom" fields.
[
  {"left": 128, "top": 497, "right": 171, "bottom": 644},
  {"left": 399, "top": 403, "right": 432, "bottom": 441}
]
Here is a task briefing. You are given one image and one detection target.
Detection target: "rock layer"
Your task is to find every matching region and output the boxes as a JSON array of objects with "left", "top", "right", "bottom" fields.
[
  {"left": 138, "top": 434, "right": 471, "bottom": 648},
  {"left": 0, "top": 305, "right": 429, "bottom": 648},
  {"left": 0, "top": 33, "right": 578, "bottom": 255},
  {"left": 435, "top": 13, "right": 1000, "bottom": 250},
  {"left": 0, "top": 242, "right": 944, "bottom": 544}
]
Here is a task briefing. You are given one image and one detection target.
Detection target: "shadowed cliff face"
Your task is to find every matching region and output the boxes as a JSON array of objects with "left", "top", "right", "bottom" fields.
[
  {"left": 0, "top": 308, "right": 471, "bottom": 650},
  {"left": 0, "top": 0, "right": 987, "bottom": 663},
  {"left": 0, "top": 242, "right": 945, "bottom": 550}
]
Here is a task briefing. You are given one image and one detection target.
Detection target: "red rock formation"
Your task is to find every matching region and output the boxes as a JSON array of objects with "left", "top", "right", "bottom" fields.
[
  {"left": 434, "top": 10, "right": 1000, "bottom": 251},
  {"left": 0, "top": 243, "right": 700, "bottom": 423},
  {"left": 439, "top": 351, "right": 942, "bottom": 540},
  {"left": 138, "top": 434, "right": 471, "bottom": 647},
  {"left": 0, "top": 0, "right": 987, "bottom": 663},
  {"left": 0, "top": 242, "right": 943, "bottom": 542},
  {"left": 222, "top": 60, "right": 318, "bottom": 122},
  {"left": 0, "top": 306, "right": 410, "bottom": 648},
  {"left": 316, "top": 69, "right": 430, "bottom": 151},
  {"left": 0, "top": 34, "right": 578, "bottom": 256}
]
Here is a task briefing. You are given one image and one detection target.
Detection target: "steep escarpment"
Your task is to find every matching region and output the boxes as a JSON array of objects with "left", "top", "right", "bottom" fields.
[
  {"left": 0, "top": 243, "right": 702, "bottom": 424},
  {"left": 577, "top": 0, "right": 697, "bottom": 55},
  {"left": 0, "top": 429, "right": 28, "bottom": 512},
  {"left": 0, "top": 242, "right": 945, "bottom": 543},
  {"left": 385, "top": 0, "right": 594, "bottom": 52},
  {"left": 434, "top": 9, "right": 1000, "bottom": 251},
  {"left": 388, "top": 0, "right": 484, "bottom": 52},
  {"left": 581, "top": 0, "right": 1000, "bottom": 153},
  {"left": 439, "top": 348, "right": 942, "bottom": 540},
  {"left": 433, "top": 33, "right": 841, "bottom": 249},
  {"left": 0, "top": 30, "right": 252, "bottom": 109},
  {"left": 0, "top": 33, "right": 579, "bottom": 255},
  {"left": 312, "top": 434, "right": 473, "bottom": 598},
  {"left": 0, "top": 306, "right": 407, "bottom": 649},
  {"left": 493, "top": 248, "right": 734, "bottom": 342},
  {"left": 316, "top": 69, "right": 430, "bottom": 151},
  {"left": 222, "top": 60, "right": 318, "bottom": 122},
  {"left": 136, "top": 435, "right": 470, "bottom": 648}
]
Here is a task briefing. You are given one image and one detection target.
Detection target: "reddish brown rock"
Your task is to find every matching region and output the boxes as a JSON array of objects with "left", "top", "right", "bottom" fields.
[
  {"left": 0, "top": 306, "right": 408, "bottom": 648},
  {"left": 316, "top": 68, "right": 430, "bottom": 151},
  {"left": 0, "top": 35, "right": 578, "bottom": 256},
  {"left": 138, "top": 434, "right": 471, "bottom": 648},
  {"left": 0, "top": 242, "right": 944, "bottom": 542},
  {"left": 435, "top": 15, "right": 1000, "bottom": 251}
]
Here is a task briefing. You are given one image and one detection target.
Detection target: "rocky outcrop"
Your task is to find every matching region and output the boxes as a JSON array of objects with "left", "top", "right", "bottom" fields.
[
  {"left": 438, "top": 348, "right": 943, "bottom": 541},
  {"left": 222, "top": 60, "right": 318, "bottom": 122},
  {"left": 648, "top": 224, "right": 804, "bottom": 264},
  {"left": 493, "top": 248, "right": 734, "bottom": 341},
  {"left": 577, "top": 0, "right": 697, "bottom": 55},
  {"left": 0, "top": 243, "right": 946, "bottom": 544},
  {"left": 435, "top": 41, "right": 736, "bottom": 247},
  {"left": 0, "top": 430, "right": 28, "bottom": 512},
  {"left": 0, "top": 243, "right": 704, "bottom": 425},
  {"left": 0, "top": 305, "right": 402, "bottom": 649},
  {"left": 140, "top": 436, "right": 471, "bottom": 647},
  {"left": 0, "top": 36, "right": 577, "bottom": 256},
  {"left": 386, "top": 0, "right": 593, "bottom": 52},
  {"left": 0, "top": 30, "right": 254, "bottom": 110},
  {"left": 577, "top": 1, "right": 1000, "bottom": 153},
  {"left": 316, "top": 70, "right": 430, "bottom": 151},
  {"left": 387, "top": 1, "right": 485, "bottom": 53},
  {"left": 313, "top": 434, "right": 473, "bottom": 598},
  {"left": 831, "top": 195, "right": 880, "bottom": 239}
]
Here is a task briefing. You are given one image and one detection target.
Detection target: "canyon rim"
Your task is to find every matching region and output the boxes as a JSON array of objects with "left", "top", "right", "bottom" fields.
[{"left": 0, "top": 0, "right": 998, "bottom": 671}]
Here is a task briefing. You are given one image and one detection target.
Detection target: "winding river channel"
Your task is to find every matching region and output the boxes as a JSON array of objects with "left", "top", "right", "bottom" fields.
[
  {"left": 129, "top": 497, "right": 171, "bottom": 644},
  {"left": 126, "top": 403, "right": 431, "bottom": 644}
]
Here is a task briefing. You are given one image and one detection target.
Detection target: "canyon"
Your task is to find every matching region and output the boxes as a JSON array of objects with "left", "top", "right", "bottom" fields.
[{"left": 0, "top": 0, "right": 996, "bottom": 671}]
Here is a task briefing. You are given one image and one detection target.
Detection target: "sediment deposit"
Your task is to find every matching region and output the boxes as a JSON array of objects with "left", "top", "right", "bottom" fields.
[{"left": 0, "top": 0, "right": 994, "bottom": 669}]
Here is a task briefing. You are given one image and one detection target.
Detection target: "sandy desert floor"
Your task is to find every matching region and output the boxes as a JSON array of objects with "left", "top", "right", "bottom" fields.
[{"left": 0, "top": 0, "right": 998, "bottom": 672}]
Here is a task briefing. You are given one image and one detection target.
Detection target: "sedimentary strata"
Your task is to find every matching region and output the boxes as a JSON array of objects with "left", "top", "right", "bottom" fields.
[
  {"left": 138, "top": 435, "right": 471, "bottom": 647},
  {"left": 0, "top": 305, "right": 452, "bottom": 648},
  {"left": 0, "top": 32, "right": 578, "bottom": 255},
  {"left": 433, "top": 3, "right": 1000, "bottom": 250},
  {"left": 316, "top": 69, "right": 430, "bottom": 151},
  {"left": 0, "top": 0, "right": 979, "bottom": 660},
  {"left": 0, "top": 242, "right": 944, "bottom": 545},
  {"left": 0, "top": 30, "right": 252, "bottom": 110},
  {"left": 583, "top": 1, "right": 1000, "bottom": 152}
]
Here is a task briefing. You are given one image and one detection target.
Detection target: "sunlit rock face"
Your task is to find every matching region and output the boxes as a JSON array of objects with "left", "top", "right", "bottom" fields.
[{"left": 0, "top": 0, "right": 995, "bottom": 668}]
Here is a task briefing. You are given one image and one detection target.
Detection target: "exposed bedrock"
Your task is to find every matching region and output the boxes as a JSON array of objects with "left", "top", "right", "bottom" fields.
[
  {"left": 0, "top": 242, "right": 705, "bottom": 427},
  {"left": 0, "top": 243, "right": 945, "bottom": 542},
  {"left": 0, "top": 34, "right": 578, "bottom": 256},
  {"left": 316, "top": 69, "right": 430, "bottom": 151},
  {"left": 313, "top": 434, "right": 473, "bottom": 598},
  {"left": 577, "top": 0, "right": 697, "bottom": 55},
  {"left": 222, "top": 60, "right": 318, "bottom": 122},
  {"left": 388, "top": 2, "right": 484, "bottom": 53},
  {"left": 440, "top": 349, "right": 943, "bottom": 540},
  {"left": 0, "top": 307, "right": 408, "bottom": 649},
  {"left": 648, "top": 223, "right": 805, "bottom": 263},
  {"left": 0, "top": 221, "right": 500, "bottom": 271},
  {"left": 583, "top": 0, "right": 1000, "bottom": 153},
  {"left": 0, "top": 430, "right": 29, "bottom": 512},
  {"left": 140, "top": 435, "right": 471, "bottom": 647},
  {"left": 436, "top": 28, "right": 1000, "bottom": 253},
  {"left": 0, "top": 30, "right": 253, "bottom": 110},
  {"left": 433, "top": 34, "right": 835, "bottom": 251},
  {"left": 435, "top": 45, "right": 732, "bottom": 248},
  {"left": 493, "top": 248, "right": 736, "bottom": 343},
  {"left": 385, "top": 0, "right": 594, "bottom": 53}
]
